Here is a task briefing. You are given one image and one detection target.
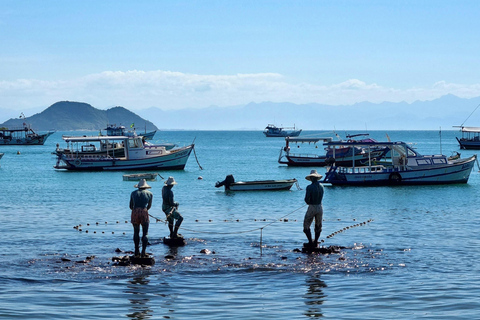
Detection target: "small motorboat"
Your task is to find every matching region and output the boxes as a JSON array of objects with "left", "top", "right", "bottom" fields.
[
  {"left": 215, "top": 174, "right": 297, "bottom": 191},
  {"left": 123, "top": 173, "right": 159, "bottom": 181}
]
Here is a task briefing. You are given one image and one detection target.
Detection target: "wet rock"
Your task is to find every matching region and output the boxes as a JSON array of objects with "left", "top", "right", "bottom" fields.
[
  {"left": 200, "top": 249, "right": 211, "bottom": 254},
  {"left": 61, "top": 258, "right": 71, "bottom": 262},
  {"left": 165, "top": 255, "right": 175, "bottom": 260}
]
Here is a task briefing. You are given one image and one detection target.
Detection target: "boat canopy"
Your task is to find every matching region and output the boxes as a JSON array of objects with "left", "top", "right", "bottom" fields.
[
  {"left": 458, "top": 126, "right": 480, "bottom": 133},
  {"left": 62, "top": 135, "right": 130, "bottom": 142}
]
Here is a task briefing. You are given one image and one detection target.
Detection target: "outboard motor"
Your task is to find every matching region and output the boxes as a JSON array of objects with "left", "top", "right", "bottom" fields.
[{"left": 215, "top": 174, "right": 235, "bottom": 190}]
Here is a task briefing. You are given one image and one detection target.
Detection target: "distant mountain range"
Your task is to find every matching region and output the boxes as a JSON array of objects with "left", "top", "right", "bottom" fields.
[
  {"left": 0, "top": 101, "right": 158, "bottom": 131},
  {"left": 1, "top": 94, "right": 479, "bottom": 131},
  {"left": 135, "top": 94, "right": 480, "bottom": 130}
]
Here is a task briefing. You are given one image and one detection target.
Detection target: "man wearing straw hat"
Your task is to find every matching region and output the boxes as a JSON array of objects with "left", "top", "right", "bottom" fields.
[
  {"left": 129, "top": 179, "right": 153, "bottom": 257},
  {"left": 162, "top": 176, "right": 184, "bottom": 239},
  {"left": 304, "top": 169, "right": 324, "bottom": 247}
]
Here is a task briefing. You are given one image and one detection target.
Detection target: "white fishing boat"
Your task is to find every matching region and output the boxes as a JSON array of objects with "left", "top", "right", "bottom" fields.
[
  {"left": 263, "top": 124, "right": 302, "bottom": 137},
  {"left": 123, "top": 173, "right": 159, "bottom": 181},
  {"left": 215, "top": 175, "right": 297, "bottom": 191},
  {"left": 323, "top": 140, "right": 477, "bottom": 186},
  {"left": 54, "top": 135, "right": 194, "bottom": 171}
]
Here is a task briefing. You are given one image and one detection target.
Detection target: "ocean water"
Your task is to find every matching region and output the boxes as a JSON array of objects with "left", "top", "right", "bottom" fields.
[{"left": 1, "top": 130, "right": 480, "bottom": 319}]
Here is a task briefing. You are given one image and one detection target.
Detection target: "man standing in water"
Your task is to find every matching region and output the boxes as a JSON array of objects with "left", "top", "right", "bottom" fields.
[
  {"left": 162, "top": 176, "right": 184, "bottom": 239},
  {"left": 129, "top": 179, "right": 153, "bottom": 257},
  {"left": 304, "top": 170, "right": 324, "bottom": 247}
]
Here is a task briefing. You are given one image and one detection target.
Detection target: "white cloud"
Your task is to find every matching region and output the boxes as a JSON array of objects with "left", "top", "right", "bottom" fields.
[{"left": 1, "top": 70, "right": 480, "bottom": 114}]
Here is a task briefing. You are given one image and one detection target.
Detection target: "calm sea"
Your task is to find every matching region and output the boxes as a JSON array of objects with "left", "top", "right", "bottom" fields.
[{"left": 1, "top": 130, "right": 479, "bottom": 319}]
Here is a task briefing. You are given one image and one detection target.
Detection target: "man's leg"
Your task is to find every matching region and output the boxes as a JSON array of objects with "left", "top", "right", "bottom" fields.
[
  {"left": 141, "top": 222, "right": 149, "bottom": 257},
  {"left": 133, "top": 224, "right": 141, "bottom": 256}
]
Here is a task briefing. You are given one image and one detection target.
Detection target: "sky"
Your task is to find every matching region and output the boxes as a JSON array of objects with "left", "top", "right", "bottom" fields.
[{"left": 1, "top": 0, "right": 480, "bottom": 117}]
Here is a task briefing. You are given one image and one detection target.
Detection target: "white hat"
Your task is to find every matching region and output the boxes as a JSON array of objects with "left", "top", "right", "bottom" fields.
[
  {"left": 165, "top": 176, "right": 177, "bottom": 186},
  {"left": 134, "top": 179, "right": 151, "bottom": 189},
  {"left": 305, "top": 169, "right": 323, "bottom": 181}
]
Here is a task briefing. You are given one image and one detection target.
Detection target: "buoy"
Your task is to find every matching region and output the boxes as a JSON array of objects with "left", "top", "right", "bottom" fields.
[{"left": 17, "top": 151, "right": 20, "bottom": 155}]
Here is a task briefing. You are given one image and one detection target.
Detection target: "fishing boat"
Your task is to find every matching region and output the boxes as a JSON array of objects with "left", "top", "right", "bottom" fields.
[
  {"left": 278, "top": 135, "right": 389, "bottom": 167},
  {"left": 104, "top": 124, "right": 158, "bottom": 141},
  {"left": 215, "top": 174, "right": 297, "bottom": 191},
  {"left": 54, "top": 135, "right": 194, "bottom": 171},
  {"left": 263, "top": 124, "right": 302, "bottom": 137},
  {"left": 123, "top": 173, "right": 159, "bottom": 181},
  {"left": 454, "top": 126, "right": 480, "bottom": 150},
  {"left": 322, "top": 140, "right": 477, "bottom": 186},
  {"left": 0, "top": 125, "right": 54, "bottom": 145}
]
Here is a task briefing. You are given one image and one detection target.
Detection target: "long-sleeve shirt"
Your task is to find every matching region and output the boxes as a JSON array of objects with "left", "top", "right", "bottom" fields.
[
  {"left": 129, "top": 189, "right": 153, "bottom": 210},
  {"left": 304, "top": 181, "right": 324, "bottom": 205}
]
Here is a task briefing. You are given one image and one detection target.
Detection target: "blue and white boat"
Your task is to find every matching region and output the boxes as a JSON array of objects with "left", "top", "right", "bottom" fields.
[
  {"left": 323, "top": 140, "right": 477, "bottom": 186},
  {"left": 263, "top": 124, "right": 302, "bottom": 137},
  {"left": 104, "top": 124, "right": 157, "bottom": 141},
  {"left": 54, "top": 135, "right": 193, "bottom": 171}
]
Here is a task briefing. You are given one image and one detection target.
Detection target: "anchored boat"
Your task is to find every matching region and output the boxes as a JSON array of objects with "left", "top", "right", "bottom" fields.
[
  {"left": 215, "top": 175, "right": 297, "bottom": 191},
  {"left": 323, "top": 140, "right": 477, "bottom": 186},
  {"left": 263, "top": 124, "right": 302, "bottom": 137},
  {"left": 123, "top": 173, "right": 159, "bottom": 181},
  {"left": 103, "top": 124, "right": 158, "bottom": 141},
  {"left": 278, "top": 135, "right": 389, "bottom": 167},
  {"left": 454, "top": 126, "right": 480, "bottom": 150},
  {"left": 54, "top": 135, "right": 193, "bottom": 171},
  {"left": 0, "top": 125, "right": 54, "bottom": 145}
]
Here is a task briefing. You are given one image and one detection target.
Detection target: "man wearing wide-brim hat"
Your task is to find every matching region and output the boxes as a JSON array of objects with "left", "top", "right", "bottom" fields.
[
  {"left": 303, "top": 169, "right": 324, "bottom": 247},
  {"left": 162, "top": 176, "right": 184, "bottom": 239},
  {"left": 129, "top": 179, "right": 153, "bottom": 257}
]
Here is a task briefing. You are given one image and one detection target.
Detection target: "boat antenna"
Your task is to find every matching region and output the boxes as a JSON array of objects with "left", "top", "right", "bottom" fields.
[
  {"left": 439, "top": 126, "right": 442, "bottom": 155},
  {"left": 461, "top": 103, "right": 480, "bottom": 126}
]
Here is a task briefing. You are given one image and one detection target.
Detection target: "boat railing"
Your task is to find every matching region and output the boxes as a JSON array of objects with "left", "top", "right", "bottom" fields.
[
  {"left": 63, "top": 154, "right": 118, "bottom": 161},
  {"left": 287, "top": 152, "right": 322, "bottom": 159}
]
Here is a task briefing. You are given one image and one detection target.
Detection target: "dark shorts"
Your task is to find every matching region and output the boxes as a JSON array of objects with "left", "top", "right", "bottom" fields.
[{"left": 131, "top": 207, "right": 150, "bottom": 225}]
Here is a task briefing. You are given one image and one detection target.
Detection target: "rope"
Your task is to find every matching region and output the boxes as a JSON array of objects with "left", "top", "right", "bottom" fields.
[
  {"left": 147, "top": 204, "right": 307, "bottom": 235},
  {"left": 461, "top": 103, "right": 480, "bottom": 126},
  {"left": 192, "top": 145, "right": 203, "bottom": 170},
  {"left": 295, "top": 180, "right": 303, "bottom": 190}
]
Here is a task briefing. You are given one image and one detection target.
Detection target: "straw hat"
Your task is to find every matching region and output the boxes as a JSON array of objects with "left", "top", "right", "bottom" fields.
[
  {"left": 134, "top": 179, "right": 151, "bottom": 189},
  {"left": 305, "top": 169, "right": 323, "bottom": 181},
  {"left": 164, "top": 176, "right": 177, "bottom": 186}
]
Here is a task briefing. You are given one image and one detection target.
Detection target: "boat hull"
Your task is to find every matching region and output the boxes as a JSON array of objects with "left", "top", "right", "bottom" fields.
[
  {"left": 227, "top": 179, "right": 297, "bottom": 191},
  {"left": 264, "top": 130, "right": 302, "bottom": 137},
  {"left": 324, "top": 156, "right": 476, "bottom": 186},
  {"left": 55, "top": 145, "right": 194, "bottom": 171},
  {"left": 123, "top": 173, "right": 158, "bottom": 181},
  {"left": 456, "top": 137, "right": 480, "bottom": 150}
]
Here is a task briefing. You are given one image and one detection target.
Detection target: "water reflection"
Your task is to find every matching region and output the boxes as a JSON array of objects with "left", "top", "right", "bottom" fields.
[
  {"left": 303, "top": 275, "right": 327, "bottom": 318},
  {"left": 126, "top": 275, "right": 153, "bottom": 320}
]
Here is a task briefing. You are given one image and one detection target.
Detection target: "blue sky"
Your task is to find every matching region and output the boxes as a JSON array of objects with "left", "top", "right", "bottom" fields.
[{"left": 1, "top": 0, "right": 480, "bottom": 115}]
